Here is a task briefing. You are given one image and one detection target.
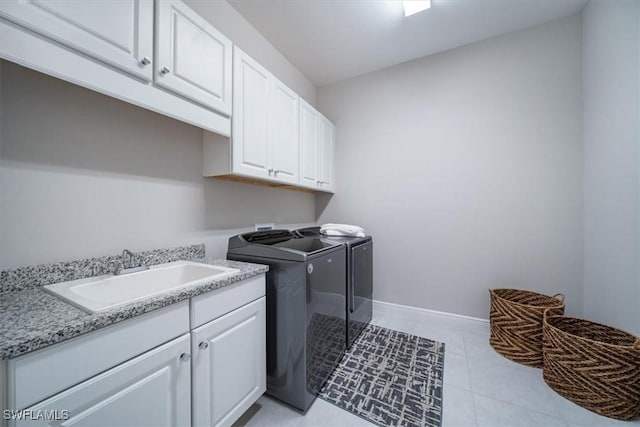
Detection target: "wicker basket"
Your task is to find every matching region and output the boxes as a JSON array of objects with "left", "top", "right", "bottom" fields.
[
  {"left": 489, "top": 289, "right": 565, "bottom": 367},
  {"left": 543, "top": 312, "right": 640, "bottom": 420}
]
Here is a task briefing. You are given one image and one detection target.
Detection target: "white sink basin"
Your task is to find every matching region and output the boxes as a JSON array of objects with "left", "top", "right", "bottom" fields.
[{"left": 44, "top": 261, "right": 239, "bottom": 314}]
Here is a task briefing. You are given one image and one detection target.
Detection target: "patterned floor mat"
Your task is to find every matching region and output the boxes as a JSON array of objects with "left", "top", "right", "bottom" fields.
[{"left": 319, "top": 323, "right": 445, "bottom": 427}]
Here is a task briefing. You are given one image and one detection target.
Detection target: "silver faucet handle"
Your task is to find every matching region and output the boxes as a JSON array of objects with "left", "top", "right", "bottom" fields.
[
  {"left": 121, "top": 249, "right": 135, "bottom": 268},
  {"left": 122, "top": 249, "right": 134, "bottom": 258}
]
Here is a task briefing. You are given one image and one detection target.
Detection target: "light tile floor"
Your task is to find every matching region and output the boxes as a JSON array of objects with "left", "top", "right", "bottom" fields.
[{"left": 238, "top": 302, "right": 640, "bottom": 427}]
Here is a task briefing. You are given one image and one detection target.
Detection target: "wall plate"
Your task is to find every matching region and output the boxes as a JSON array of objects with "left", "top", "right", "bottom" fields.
[{"left": 254, "top": 223, "right": 275, "bottom": 232}]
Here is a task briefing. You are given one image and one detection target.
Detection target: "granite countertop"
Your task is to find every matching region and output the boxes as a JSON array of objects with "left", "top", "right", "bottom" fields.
[{"left": 0, "top": 253, "right": 268, "bottom": 360}]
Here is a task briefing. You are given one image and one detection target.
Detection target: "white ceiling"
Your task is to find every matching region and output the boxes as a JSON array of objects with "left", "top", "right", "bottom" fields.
[{"left": 229, "top": 0, "right": 589, "bottom": 87}]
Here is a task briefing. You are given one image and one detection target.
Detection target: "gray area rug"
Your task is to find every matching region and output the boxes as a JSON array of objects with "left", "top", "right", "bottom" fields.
[{"left": 319, "top": 323, "right": 445, "bottom": 427}]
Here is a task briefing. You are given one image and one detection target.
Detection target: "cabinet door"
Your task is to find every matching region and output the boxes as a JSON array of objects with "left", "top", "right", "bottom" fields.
[
  {"left": 155, "top": 0, "right": 232, "bottom": 115},
  {"left": 0, "top": 0, "right": 153, "bottom": 81},
  {"left": 16, "top": 334, "right": 191, "bottom": 427},
  {"left": 299, "top": 99, "right": 319, "bottom": 188},
  {"left": 192, "top": 298, "right": 266, "bottom": 427},
  {"left": 318, "top": 117, "right": 335, "bottom": 192},
  {"left": 232, "top": 47, "right": 271, "bottom": 179},
  {"left": 270, "top": 78, "right": 299, "bottom": 184}
]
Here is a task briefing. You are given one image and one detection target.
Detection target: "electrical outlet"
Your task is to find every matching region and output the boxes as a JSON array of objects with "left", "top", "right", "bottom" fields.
[{"left": 254, "top": 223, "right": 275, "bottom": 231}]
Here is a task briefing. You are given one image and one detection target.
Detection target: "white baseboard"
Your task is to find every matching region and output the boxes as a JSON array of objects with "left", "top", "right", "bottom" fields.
[{"left": 372, "top": 299, "right": 489, "bottom": 324}]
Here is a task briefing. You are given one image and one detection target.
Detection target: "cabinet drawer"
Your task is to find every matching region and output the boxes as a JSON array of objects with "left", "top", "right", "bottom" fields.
[
  {"left": 7, "top": 301, "right": 189, "bottom": 409},
  {"left": 190, "top": 275, "right": 265, "bottom": 329},
  {"left": 14, "top": 334, "right": 191, "bottom": 427}
]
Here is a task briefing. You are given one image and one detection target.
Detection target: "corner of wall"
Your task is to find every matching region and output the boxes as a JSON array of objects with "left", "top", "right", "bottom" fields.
[
  {"left": 582, "top": 0, "right": 640, "bottom": 334},
  {"left": 0, "top": 360, "right": 6, "bottom": 427},
  {"left": 184, "top": 0, "right": 317, "bottom": 107},
  {"left": 637, "top": 0, "right": 640, "bottom": 335},
  {"left": 0, "top": 59, "right": 3, "bottom": 155}
]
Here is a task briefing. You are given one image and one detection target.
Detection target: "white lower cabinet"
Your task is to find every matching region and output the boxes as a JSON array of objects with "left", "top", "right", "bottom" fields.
[
  {"left": 16, "top": 334, "right": 191, "bottom": 427},
  {"left": 191, "top": 298, "right": 266, "bottom": 427},
  {"left": 3, "top": 275, "right": 267, "bottom": 427}
]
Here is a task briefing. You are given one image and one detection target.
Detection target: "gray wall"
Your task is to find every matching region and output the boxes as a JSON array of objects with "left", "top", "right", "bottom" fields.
[
  {"left": 582, "top": 0, "right": 640, "bottom": 334},
  {"left": 0, "top": 0, "right": 317, "bottom": 270},
  {"left": 317, "top": 16, "right": 584, "bottom": 319}
]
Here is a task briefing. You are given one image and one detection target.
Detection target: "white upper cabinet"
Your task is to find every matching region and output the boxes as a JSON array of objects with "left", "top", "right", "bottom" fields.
[
  {"left": 230, "top": 47, "right": 300, "bottom": 184},
  {"left": 0, "top": 0, "right": 154, "bottom": 81},
  {"left": 155, "top": 0, "right": 232, "bottom": 116},
  {"left": 0, "top": 0, "right": 334, "bottom": 192},
  {"left": 0, "top": 0, "right": 231, "bottom": 134},
  {"left": 318, "top": 116, "right": 335, "bottom": 192},
  {"left": 232, "top": 47, "right": 271, "bottom": 179},
  {"left": 270, "top": 78, "right": 300, "bottom": 184},
  {"left": 298, "top": 102, "right": 335, "bottom": 193},
  {"left": 219, "top": 59, "right": 335, "bottom": 192},
  {"left": 299, "top": 98, "right": 319, "bottom": 188}
]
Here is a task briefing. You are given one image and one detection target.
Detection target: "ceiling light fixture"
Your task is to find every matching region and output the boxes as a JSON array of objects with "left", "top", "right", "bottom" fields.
[{"left": 402, "top": 0, "right": 431, "bottom": 17}]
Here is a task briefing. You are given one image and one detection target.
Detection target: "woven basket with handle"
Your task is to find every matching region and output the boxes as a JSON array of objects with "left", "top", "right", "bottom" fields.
[
  {"left": 489, "top": 289, "right": 565, "bottom": 367},
  {"left": 543, "top": 311, "right": 640, "bottom": 420}
]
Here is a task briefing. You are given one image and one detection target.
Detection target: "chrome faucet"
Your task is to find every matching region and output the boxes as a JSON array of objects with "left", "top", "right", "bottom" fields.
[
  {"left": 110, "top": 249, "right": 149, "bottom": 275},
  {"left": 122, "top": 249, "right": 135, "bottom": 269}
]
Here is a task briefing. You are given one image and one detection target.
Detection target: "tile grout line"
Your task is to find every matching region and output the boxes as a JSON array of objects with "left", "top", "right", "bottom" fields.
[
  {"left": 464, "top": 354, "right": 568, "bottom": 422},
  {"left": 470, "top": 388, "right": 569, "bottom": 425},
  {"left": 373, "top": 305, "right": 579, "bottom": 426},
  {"left": 462, "top": 334, "right": 479, "bottom": 427},
  {"left": 463, "top": 331, "right": 568, "bottom": 423}
]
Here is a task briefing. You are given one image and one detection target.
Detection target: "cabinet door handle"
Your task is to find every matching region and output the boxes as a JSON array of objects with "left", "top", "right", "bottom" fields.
[
  {"left": 199, "top": 341, "right": 209, "bottom": 350},
  {"left": 179, "top": 352, "right": 190, "bottom": 362},
  {"left": 140, "top": 57, "right": 151, "bottom": 66},
  {"left": 160, "top": 66, "right": 171, "bottom": 75},
  {"left": 268, "top": 168, "right": 273, "bottom": 175}
]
